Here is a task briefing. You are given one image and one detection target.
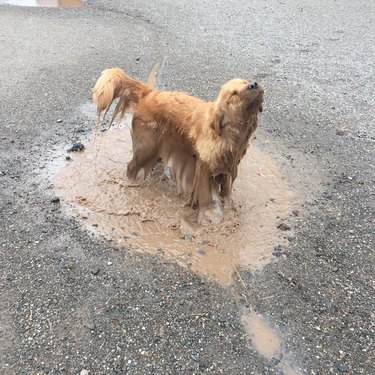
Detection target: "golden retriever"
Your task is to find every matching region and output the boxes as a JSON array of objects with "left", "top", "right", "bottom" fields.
[{"left": 92, "top": 68, "right": 264, "bottom": 223}]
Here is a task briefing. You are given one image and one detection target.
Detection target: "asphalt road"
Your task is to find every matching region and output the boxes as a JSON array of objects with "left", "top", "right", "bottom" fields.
[{"left": 0, "top": 1, "right": 374, "bottom": 374}]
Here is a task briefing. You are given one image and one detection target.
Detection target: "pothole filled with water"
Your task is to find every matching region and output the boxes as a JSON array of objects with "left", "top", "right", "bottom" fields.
[
  {"left": 54, "top": 58, "right": 296, "bottom": 284},
  {"left": 54, "top": 118, "right": 294, "bottom": 284}
]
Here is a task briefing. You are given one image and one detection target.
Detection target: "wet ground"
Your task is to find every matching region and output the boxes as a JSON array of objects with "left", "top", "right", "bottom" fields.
[{"left": 1, "top": 1, "right": 374, "bottom": 374}]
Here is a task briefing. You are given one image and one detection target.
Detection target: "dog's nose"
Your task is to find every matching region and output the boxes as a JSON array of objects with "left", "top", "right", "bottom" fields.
[{"left": 248, "top": 81, "right": 258, "bottom": 90}]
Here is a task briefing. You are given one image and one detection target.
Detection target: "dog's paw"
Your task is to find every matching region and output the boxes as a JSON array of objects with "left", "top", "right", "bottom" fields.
[{"left": 198, "top": 200, "right": 224, "bottom": 225}]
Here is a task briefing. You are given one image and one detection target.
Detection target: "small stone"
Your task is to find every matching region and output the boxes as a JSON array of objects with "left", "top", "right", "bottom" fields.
[
  {"left": 339, "top": 350, "right": 347, "bottom": 360},
  {"left": 191, "top": 353, "right": 199, "bottom": 362},
  {"left": 67, "top": 142, "right": 85, "bottom": 152},
  {"left": 74, "top": 127, "right": 87, "bottom": 133},
  {"left": 51, "top": 196, "right": 60, "bottom": 204},
  {"left": 336, "top": 128, "right": 345, "bottom": 136},
  {"left": 271, "top": 357, "right": 281, "bottom": 366},
  {"left": 91, "top": 268, "right": 100, "bottom": 275},
  {"left": 65, "top": 155, "right": 71, "bottom": 161},
  {"left": 80, "top": 370, "right": 89, "bottom": 375},
  {"left": 56, "top": 119, "right": 63, "bottom": 123},
  {"left": 107, "top": 261, "right": 113, "bottom": 266},
  {"left": 277, "top": 223, "right": 291, "bottom": 231},
  {"left": 337, "top": 363, "right": 349, "bottom": 372}
]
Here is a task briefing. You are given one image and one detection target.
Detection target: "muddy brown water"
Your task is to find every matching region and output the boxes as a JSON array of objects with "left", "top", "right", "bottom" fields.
[
  {"left": 54, "top": 121, "right": 293, "bottom": 284},
  {"left": 0, "top": 0, "right": 83, "bottom": 7},
  {"left": 243, "top": 311, "right": 301, "bottom": 375}
]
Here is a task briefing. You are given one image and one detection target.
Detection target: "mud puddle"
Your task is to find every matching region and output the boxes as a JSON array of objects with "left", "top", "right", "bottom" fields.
[
  {"left": 0, "top": 0, "right": 83, "bottom": 7},
  {"left": 53, "top": 57, "right": 294, "bottom": 284},
  {"left": 243, "top": 310, "right": 301, "bottom": 375},
  {"left": 54, "top": 120, "right": 294, "bottom": 284}
]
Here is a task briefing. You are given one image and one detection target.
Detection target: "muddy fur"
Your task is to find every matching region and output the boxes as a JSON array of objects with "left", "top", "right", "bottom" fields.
[{"left": 92, "top": 68, "right": 264, "bottom": 223}]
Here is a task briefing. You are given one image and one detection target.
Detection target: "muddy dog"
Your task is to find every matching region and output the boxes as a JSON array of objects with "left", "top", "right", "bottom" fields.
[{"left": 92, "top": 68, "right": 264, "bottom": 223}]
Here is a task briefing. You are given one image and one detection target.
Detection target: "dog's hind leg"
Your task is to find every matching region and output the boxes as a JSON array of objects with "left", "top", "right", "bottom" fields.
[
  {"left": 127, "top": 154, "right": 159, "bottom": 182},
  {"left": 126, "top": 116, "right": 160, "bottom": 182}
]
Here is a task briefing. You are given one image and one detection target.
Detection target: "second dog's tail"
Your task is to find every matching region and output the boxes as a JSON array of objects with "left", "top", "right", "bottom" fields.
[{"left": 92, "top": 68, "right": 151, "bottom": 128}]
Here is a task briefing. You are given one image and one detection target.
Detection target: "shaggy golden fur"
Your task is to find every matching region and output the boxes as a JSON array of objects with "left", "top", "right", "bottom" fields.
[{"left": 92, "top": 68, "right": 264, "bottom": 223}]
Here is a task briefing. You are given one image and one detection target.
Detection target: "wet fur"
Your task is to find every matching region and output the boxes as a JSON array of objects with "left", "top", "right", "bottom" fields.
[{"left": 93, "top": 68, "right": 264, "bottom": 223}]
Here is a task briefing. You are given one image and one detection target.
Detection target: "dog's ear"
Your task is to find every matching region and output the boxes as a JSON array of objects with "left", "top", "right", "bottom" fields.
[{"left": 211, "top": 110, "right": 227, "bottom": 136}]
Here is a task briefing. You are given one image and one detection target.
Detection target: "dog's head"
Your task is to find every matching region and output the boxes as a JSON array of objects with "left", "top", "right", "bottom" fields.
[{"left": 212, "top": 79, "right": 264, "bottom": 136}]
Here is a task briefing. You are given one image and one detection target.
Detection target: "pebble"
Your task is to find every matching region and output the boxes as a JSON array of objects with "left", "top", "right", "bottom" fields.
[
  {"left": 65, "top": 155, "right": 71, "bottom": 161},
  {"left": 67, "top": 142, "right": 85, "bottom": 152},
  {"left": 80, "top": 370, "right": 89, "bottom": 375},
  {"left": 273, "top": 244, "right": 283, "bottom": 257},
  {"left": 51, "top": 196, "right": 60, "bottom": 204},
  {"left": 74, "top": 127, "right": 87, "bottom": 133},
  {"left": 56, "top": 119, "right": 63, "bottom": 123},
  {"left": 277, "top": 223, "right": 291, "bottom": 231},
  {"left": 337, "top": 363, "right": 349, "bottom": 372},
  {"left": 336, "top": 128, "right": 345, "bottom": 136},
  {"left": 191, "top": 353, "right": 199, "bottom": 362},
  {"left": 91, "top": 267, "right": 100, "bottom": 275}
]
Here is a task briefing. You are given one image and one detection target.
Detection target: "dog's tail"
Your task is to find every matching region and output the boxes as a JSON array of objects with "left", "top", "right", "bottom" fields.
[{"left": 92, "top": 68, "right": 151, "bottom": 128}]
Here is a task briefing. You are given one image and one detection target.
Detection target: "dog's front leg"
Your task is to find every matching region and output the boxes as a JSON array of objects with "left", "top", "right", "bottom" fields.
[
  {"left": 221, "top": 173, "right": 233, "bottom": 209},
  {"left": 192, "top": 161, "right": 223, "bottom": 224}
]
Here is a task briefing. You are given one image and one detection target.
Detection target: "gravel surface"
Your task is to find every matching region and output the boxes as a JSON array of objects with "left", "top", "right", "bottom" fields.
[{"left": 0, "top": 1, "right": 374, "bottom": 374}]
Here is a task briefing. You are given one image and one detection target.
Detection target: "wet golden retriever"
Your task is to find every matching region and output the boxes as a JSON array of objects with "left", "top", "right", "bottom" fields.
[{"left": 92, "top": 68, "right": 264, "bottom": 223}]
